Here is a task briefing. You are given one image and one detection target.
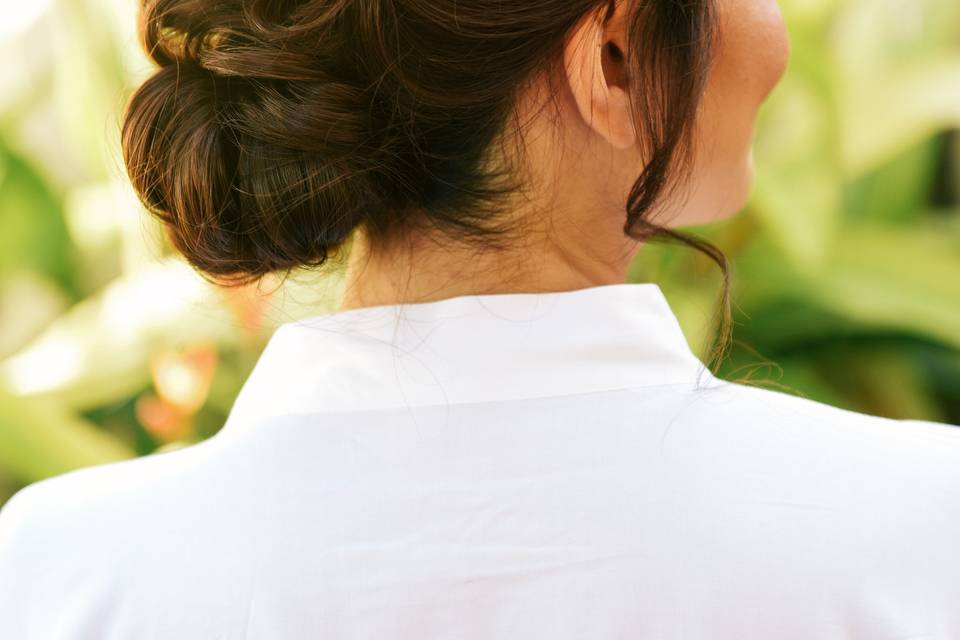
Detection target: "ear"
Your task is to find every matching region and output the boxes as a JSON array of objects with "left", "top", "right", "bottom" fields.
[{"left": 562, "top": 0, "right": 636, "bottom": 151}]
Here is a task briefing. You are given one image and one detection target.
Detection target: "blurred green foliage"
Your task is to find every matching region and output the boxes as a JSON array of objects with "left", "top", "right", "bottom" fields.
[{"left": 0, "top": 0, "right": 958, "bottom": 504}]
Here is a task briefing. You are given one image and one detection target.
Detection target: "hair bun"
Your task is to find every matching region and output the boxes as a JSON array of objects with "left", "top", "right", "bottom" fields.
[{"left": 121, "top": 0, "right": 392, "bottom": 283}]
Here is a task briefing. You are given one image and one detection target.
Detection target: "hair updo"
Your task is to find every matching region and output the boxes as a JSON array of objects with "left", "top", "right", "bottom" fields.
[
  {"left": 122, "top": 0, "right": 726, "bottom": 323},
  {"left": 122, "top": 0, "right": 734, "bottom": 371}
]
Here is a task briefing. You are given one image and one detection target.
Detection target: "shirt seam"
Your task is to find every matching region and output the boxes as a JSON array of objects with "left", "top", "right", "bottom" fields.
[{"left": 220, "top": 376, "right": 733, "bottom": 434}]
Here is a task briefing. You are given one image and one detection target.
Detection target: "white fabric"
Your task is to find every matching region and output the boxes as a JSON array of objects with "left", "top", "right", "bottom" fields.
[{"left": 1, "top": 282, "right": 959, "bottom": 639}]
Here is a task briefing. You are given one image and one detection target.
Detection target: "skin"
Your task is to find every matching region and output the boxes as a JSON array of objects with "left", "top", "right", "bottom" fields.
[{"left": 338, "top": 0, "right": 790, "bottom": 311}]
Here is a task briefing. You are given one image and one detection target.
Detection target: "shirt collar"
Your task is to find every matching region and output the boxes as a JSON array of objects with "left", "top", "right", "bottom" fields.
[{"left": 220, "top": 282, "right": 716, "bottom": 435}]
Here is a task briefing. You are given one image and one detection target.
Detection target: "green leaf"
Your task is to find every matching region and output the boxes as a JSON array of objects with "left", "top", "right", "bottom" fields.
[
  {"left": 0, "top": 141, "right": 75, "bottom": 291},
  {"left": 0, "top": 258, "right": 346, "bottom": 411},
  {"left": 844, "top": 135, "right": 947, "bottom": 224},
  {"left": 814, "top": 224, "right": 960, "bottom": 349},
  {"left": 842, "top": 55, "right": 960, "bottom": 175},
  {"left": 0, "top": 384, "right": 132, "bottom": 483}
]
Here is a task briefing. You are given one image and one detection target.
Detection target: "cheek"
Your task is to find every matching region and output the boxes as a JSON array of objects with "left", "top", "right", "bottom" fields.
[
  {"left": 674, "top": 1, "right": 789, "bottom": 223},
  {"left": 701, "top": 0, "right": 790, "bottom": 154},
  {"left": 716, "top": 0, "right": 790, "bottom": 105},
  {"left": 750, "top": 2, "right": 790, "bottom": 100}
]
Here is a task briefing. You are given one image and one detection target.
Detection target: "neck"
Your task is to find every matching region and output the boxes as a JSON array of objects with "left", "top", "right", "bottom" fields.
[
  {"left": 335, "top": 79, "right": 652, "bottom": 313},
  {"left": 337, "top": 217, "right": 642, "bottom": 312}
]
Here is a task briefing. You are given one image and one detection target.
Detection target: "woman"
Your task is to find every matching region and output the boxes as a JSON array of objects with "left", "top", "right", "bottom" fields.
[{"left": 1, "top": 0, "right": 958, "bottom": 637}]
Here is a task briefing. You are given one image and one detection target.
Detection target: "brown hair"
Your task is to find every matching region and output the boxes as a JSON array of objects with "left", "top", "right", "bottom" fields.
[{"left": 121, "top": 0, "right": 733, "bottom": 377}]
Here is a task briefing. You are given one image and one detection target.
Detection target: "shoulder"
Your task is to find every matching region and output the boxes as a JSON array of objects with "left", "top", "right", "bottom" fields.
[
  {"left": 676, "top": 375, "right": 960, "bottom": 481},
  {"left": 0, "top": 435, "right": 233, "bottom": 624},
  {"left": 690, "top": 376, "right": 960, "bottom": 456},
  {"left": 0, "top": 434, "right": 227, "bottom": 529},
  {"left": 0, "top": 430, "right": 248, "bottom": 541},
  {"left": 670, "top": 376, "right": 960, "bottom": 542},
  {"left": 630, "top": 379, "right": 960, "bottom": 603},
  {"left": 615, "top": 373, "right": 960, "bottom": 461}
]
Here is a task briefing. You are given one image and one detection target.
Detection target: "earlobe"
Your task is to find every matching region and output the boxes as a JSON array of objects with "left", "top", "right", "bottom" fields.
[
  {"left": 562, "top": 3, "right": 637, "bottom": 151},
  {"left": 604, "top": 85, "right": 636, "bottom": 150}
]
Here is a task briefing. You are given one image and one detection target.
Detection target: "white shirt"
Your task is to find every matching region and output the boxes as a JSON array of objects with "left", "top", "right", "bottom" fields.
[{"left": 1, "top": 282, "right": 959, "bottom": 639}]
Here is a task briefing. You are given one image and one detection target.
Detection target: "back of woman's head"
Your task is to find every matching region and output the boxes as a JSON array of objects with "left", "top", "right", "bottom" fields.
[{"left": 121, "top": 0, "right": 716, "bottom": 285}]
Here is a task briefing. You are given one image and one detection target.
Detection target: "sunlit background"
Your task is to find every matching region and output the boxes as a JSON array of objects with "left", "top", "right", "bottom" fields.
[{"left": 1, "top": 0, "right": 958, "bottom": 505}]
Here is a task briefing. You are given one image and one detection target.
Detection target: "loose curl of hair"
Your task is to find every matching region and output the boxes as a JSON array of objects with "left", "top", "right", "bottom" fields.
[{"left": 122, "top": 0, "right": 734, "bottom": 377}]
